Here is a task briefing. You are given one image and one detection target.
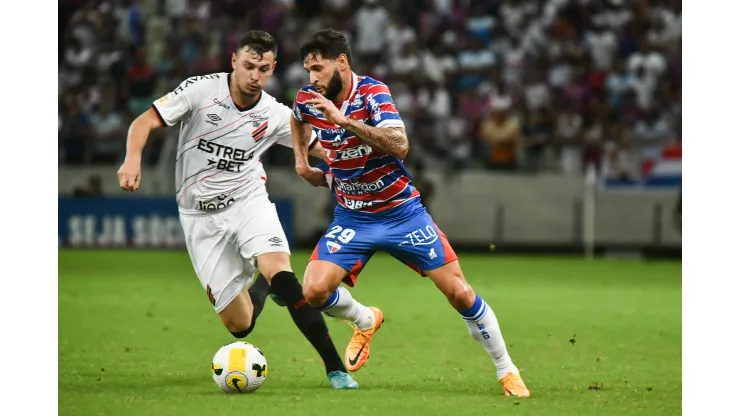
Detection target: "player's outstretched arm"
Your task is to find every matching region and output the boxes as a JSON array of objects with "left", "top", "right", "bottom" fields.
[
  {"left": 291, "top": 116, "right": 329, "bottom": 188},
  {"left": 117, "top": 108, "right": 163, "bottom": 192}
]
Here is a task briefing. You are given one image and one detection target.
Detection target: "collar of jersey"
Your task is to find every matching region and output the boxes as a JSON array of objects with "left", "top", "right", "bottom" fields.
[
  {"left": 336, "top": 72, "right": 360, "bottom": 115},
  {"left": 227, "top": 71, "right": 263, "bottom": 112}
]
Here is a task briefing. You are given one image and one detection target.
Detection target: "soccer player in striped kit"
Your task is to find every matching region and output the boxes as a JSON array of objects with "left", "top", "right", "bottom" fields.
[{"left": 291, "top": 28, "right": 530, "bottom": 397}]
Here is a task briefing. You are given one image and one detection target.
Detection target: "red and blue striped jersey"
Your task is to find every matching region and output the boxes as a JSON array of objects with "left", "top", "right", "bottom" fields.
[{"left": 292, "top": 73, "right": 420, "bottom": 214}]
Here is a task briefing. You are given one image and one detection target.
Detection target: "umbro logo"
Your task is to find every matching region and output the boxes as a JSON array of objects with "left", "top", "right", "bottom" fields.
[
  {"left": 205, "top": 113, "right": 221, "bottom": 125},
  {"left": 268, "top": 237, "right": 283, "bottom": 247}
]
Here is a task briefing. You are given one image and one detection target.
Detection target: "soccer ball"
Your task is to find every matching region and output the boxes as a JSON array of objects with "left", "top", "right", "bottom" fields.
[{"left": 211, "top": 341, "right": 268, "bottom": 394}]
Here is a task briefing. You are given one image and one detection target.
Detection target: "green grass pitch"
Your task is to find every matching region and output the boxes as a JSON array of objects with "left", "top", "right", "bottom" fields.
[{"left": 59, "top": 250, "right": 681, "bottom": 416}]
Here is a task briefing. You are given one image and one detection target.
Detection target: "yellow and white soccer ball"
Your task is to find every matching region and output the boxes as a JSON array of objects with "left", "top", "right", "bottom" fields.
[{"left": 211, "top": 341, "right": 268, "bottom": 394}]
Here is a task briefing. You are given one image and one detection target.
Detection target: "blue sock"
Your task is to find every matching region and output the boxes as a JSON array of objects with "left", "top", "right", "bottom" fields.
[
  {"left": 316, "top": 286, "right": 374, "bottom": 330},
  {"left": 318, "top": 289, "right": 341, "bottom": 312},
  {"left": 460, "top": 295, "right": 488, "bottom": 322}
]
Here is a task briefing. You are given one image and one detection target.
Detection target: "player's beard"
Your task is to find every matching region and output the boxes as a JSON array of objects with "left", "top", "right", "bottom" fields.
[{"left": 321, "top": 69, "right": 344, "bottom": 101}]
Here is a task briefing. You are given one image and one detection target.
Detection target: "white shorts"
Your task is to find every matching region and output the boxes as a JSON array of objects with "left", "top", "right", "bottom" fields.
[{"left": 179, "top": 197, "right": 291, "bottom": 313}]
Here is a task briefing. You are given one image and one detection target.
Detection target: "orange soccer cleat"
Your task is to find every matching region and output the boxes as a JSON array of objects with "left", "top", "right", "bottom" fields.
[
  {"left": 500, "top": 372, "right": 531, "bottom": 397},
  {"left": 344, "top": 306, "right": 384, "bottom": 372}
]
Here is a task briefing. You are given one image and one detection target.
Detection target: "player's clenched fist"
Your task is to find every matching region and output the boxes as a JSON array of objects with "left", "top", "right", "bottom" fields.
[{"left": 117, "top": 159, "right": 142, "bottom": 192}]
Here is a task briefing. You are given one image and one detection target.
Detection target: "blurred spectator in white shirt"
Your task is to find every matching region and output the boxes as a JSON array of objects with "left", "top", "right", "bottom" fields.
[
  {"left": 355, "top": 0, "right": 390, "bottom": 63},
  {"left": 386, "top": 15, "right": 417, "bottom": 59},
  {"left": 65, "top": 38, "right": 93, "bottom": 70},
  {"left": 390, "top": 43, "right": 421, "bottom": 81},
  {"left": 418, "top": 80, "right": 451, "bottom": 120},
  {"left": 585, "top": 24, "right": 618, "bottom": 70},
  {"left": 421, "top": 42, "right": 458, "bottom": 86},
  {"left": 628, "top": 40, "right": 666, "bottom": 86}
]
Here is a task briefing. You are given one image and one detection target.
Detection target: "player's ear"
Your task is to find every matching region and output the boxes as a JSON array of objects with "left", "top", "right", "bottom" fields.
[
  {"left": 337, "top": 54, "right": 347, "bottom": 70},
  {"left": 231, "top": 53, "right": 237, "bottom": 70}
]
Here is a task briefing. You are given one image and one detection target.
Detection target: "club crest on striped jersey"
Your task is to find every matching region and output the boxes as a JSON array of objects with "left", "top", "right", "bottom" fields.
[
  {"left": 352, "top": 94, "right": 364, "bottom": 107},
  {"left": 252, "top": 121, "right": 268, "bottom": 142}
]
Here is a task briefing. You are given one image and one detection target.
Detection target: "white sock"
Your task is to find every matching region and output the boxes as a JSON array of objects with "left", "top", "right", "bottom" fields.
[
  {"left": 461, "top": 295, "right": 519, "bottom": 380},
  {"left": 318, "top": 286, "right": 375, "bottom": 330}
]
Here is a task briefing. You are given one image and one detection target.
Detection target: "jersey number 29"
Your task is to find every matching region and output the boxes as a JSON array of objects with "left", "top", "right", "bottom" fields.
[{"left": 325, "top": 225, "right": 356, "bottom": 244}]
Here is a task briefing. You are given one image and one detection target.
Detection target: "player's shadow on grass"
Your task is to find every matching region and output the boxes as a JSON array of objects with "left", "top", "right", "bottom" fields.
[
  {"left": 65, "top": 372, "right": 345, "bottom": 395},
  {"left": 364, "top": 381, "right": 497, "bottom": 397},
  {"left": 189, "top": 389, "right": 325, "bottom": 397},
  {"left": 61, "top": 374, "right": 208, "bottom": 392},
  {"left": 185, "top": 378, "right": 349, "bottom": 396},
  {"left": 189, "top": 383, "right": 330, "bottom": 396}
]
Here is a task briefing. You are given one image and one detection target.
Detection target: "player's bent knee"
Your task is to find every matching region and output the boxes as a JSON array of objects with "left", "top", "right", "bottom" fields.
[
  {"left": 302, "top": 260, "right": 346, "bottom": 306},
  {"left": 450, "top": 286, "right": 476, "bottom": 311},
  {"left": 302, "top": 281, "right": 330, "bottom": 306},
  {"left": 219, "top": 299, "right": 255, "bottom": 336},
  {"left": 444, "top": 278, "right": 477, "bottom": 311},
  {"left": 255, "top": 252, "right": 292, "bottom": 281},
  {"left": 223, "top": 316, "right": 251, "bottom": 333},
  {"left": 301, "top": 284, "right": 322, "bottom": 306},
  {"left": 429, "top": 262, "right": 477, "bottom": 311},
  {"left": 223, "top": 313, "right": 257, "bottom": 338}
]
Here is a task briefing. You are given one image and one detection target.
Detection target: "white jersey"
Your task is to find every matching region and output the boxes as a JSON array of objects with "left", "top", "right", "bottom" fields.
[{"left": 151, "top": 72, "right": 315, "bottom": 213}]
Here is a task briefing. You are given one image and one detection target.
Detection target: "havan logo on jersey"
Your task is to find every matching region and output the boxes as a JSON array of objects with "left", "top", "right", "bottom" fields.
[
  {"left": 172, "top": 74, "right": 220, "bottom": 95},
  {"left": 197, "top": 139, "right": 255, "bottom": 172}
]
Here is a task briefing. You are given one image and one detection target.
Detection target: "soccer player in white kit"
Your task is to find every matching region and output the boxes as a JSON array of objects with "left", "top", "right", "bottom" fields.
[{"left": 116, "top": 31, "right": 358, "bottom": 389}]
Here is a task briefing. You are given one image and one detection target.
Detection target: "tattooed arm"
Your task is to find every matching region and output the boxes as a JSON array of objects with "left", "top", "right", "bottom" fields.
[
  {"left": 338, "top": 119, "right": 409, "bottom": 159},
  {"left": 304, "top": 89, "right": 409, "bottom": 159}
]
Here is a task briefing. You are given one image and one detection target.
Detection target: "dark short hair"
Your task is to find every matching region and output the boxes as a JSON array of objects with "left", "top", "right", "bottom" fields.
[
  {"left": 300, "top": 28, "right": 352, "bottom": 65},
  {"left": 237, "top": 30, "right": 278, "bottom": 58}
]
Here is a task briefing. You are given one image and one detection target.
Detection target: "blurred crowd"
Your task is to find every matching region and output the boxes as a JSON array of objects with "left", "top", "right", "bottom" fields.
[{"left": 59, "top": 0, "right": 681, "bottom": 181}]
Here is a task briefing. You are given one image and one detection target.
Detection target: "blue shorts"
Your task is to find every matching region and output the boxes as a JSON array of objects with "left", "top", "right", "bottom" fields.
[{"left": 310, "top": 200, "right": 458, "bottom": 287}]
